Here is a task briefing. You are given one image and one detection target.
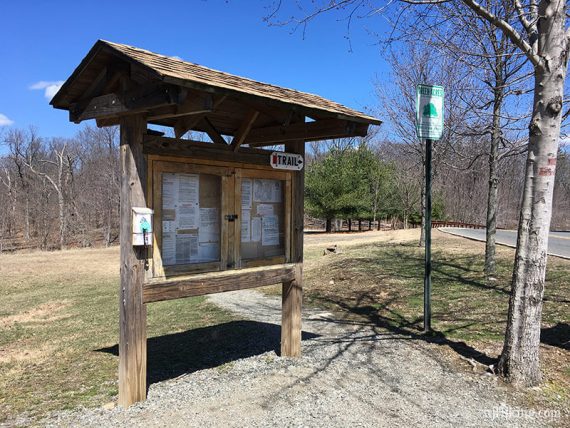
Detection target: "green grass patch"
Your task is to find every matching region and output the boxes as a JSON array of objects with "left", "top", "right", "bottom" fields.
[{"left": 301, "top": 233, "right": 570, "bottom": 406}]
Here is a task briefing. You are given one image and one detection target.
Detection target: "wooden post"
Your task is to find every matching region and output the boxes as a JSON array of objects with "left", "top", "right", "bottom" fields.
[
  {"left": 281, "top": 137, "right": 304, "bottom": 357},
  {"left": 119, "top": 115, "right": 148, "bottom": 407}
]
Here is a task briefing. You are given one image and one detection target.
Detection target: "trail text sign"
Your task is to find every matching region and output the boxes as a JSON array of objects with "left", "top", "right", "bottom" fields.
[
  {"left": 416, "top": 85, "right": 444, "bottom": 140},
  {"left": 270, "top": 152, "right": 304, "bottom": 171}
]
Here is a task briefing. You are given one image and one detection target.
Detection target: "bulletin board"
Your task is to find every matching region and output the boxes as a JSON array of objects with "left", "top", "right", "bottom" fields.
[
  {"left": 239, "top": 178, "right": 286, "bottom": 261},
  {"left": 149, "top": 156, "right": 292, "bottom": 278},
  {"left": 160, "top": 172, "right": 221, "bottom": 266}
]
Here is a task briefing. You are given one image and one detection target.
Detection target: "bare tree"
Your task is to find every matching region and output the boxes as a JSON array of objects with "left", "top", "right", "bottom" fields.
[
  {"left": 268, "top": 0, "right": 569, "bottom": 386},
  {"left": 376, "top": 42, "right": 471, "bottom": 241},
  {"left": 10, "top": 133, "right": 77, "bottom": 250}
]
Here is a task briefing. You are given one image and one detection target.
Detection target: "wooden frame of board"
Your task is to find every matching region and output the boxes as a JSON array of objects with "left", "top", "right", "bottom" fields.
[{"left": 147, "top": 155, "right": 293, "bottom": 279}]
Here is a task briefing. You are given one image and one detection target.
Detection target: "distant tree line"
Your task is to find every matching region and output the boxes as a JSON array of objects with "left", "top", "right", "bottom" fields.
[
  {"left": 304, "top": 136, "right": 570, "bottom": 235},
  {"left": 0, "top": 124, "right": 568, "bottom": 251},
  {"left": 0, "top": 126, "right": 120, "bottom": 251}
]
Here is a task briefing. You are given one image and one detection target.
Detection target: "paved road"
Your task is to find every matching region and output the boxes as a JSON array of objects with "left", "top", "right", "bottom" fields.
[{"left": 442, "top": 227, "right": 570, "bottom": 259}]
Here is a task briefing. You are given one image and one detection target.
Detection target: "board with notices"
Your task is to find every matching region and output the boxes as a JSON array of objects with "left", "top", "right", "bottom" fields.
[
  {"left": 148, "top": 157, "right": 292, "bottom": 278},
  {"left": 239, "top": 177, "right": 286, "bottom": 263},
  {"left": 161, "top": 172, "right": 221, "bottom": 266}
]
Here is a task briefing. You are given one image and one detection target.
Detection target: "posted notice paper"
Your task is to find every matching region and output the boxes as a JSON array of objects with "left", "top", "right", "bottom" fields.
[
  {"left": 261, "top": 215, "right": 279, "bottom": 246},
  {"left": 253, "top": 179, "right": 282, "bottom": 203},
  {"left": 241, "top": 178, "right": 253, "bottom": 209},
  {"left": 175, "top": 232, "right": 198, "bottom": 264},
  {"left": 251, "top": 217, "right": 262, "bottom": 242},
  {"left": 241, "top": 209, "right": 251, "bottom": 242},
  {"left": 198, "top": 208, "right": 220, "bottom": 243},
  {"left": 177, "top": 174, "right": 200, "bottom": 229}
]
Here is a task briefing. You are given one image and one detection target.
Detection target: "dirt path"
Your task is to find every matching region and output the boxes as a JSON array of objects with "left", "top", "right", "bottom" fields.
[
  {"left": 304, "top": 228, "right": 421, "bottom": 249},
  {"left": 44, "top": 288, "right": 560, "bottom": 427}
]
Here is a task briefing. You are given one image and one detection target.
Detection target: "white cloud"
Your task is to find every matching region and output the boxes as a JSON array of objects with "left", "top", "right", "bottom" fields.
[
  {"left": 0, "top": 113, "right": 14, "bottom": 126},
  {"left": 29, "top": 80, "right": 64, "bottom": 100}
]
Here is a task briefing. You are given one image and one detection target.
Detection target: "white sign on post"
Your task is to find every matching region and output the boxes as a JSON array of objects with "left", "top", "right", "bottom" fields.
[
  {"left": 416, "top": 85, "right": 444, "bottom": 140},
  {"left": 270, "top": 152, "right": 304, "bottom": 171}
]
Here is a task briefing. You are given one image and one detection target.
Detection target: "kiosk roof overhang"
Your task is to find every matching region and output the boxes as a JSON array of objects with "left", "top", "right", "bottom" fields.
[{"left": 51, "top": 40, "right": 380, "bottom": 146}]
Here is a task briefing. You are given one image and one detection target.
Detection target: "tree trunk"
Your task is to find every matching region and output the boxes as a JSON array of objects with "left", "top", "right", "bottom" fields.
[
  {"left": 348, "top": 219, "right": 352, "bottom": 232},
  {"left": 368, "top": 220, "right": 372, "bottom": 230},
  {"left": 499, "top": 1, "right": 567, "bottom": 386},
  {"left": 358, "top": 219, "right": 362, "bottom": 231},
  {"left": 24, "top": 195, "right": 30, "bottom": 241},
  {"left": 485, "top": 83, "right": 503, "bottom": 278},
  {"left": 325, "top": 218, "right": 332, "bottom": 233},
  {"left": 57, "top": 190, "right": 66, "bottom": 250}
]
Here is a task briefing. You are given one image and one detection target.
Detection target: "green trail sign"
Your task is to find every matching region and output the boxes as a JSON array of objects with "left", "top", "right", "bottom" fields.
[{"left": 416, "top": 84, "right": 444, "bottom": 140}]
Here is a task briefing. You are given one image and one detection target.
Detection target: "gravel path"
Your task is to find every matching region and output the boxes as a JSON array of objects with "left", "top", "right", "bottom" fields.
[{"left": 41, "top": 290, "right": 558, "bottom": 427}]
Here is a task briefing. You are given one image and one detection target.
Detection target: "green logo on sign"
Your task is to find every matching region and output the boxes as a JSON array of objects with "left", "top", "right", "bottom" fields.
[{"left": 423, "top": 103, "right": 438, "bottom": 118}]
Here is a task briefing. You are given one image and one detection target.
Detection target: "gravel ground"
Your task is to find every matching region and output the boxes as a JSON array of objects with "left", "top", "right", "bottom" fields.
[{"left": 38, "top": 289, "right": 562, "bottom": 428}]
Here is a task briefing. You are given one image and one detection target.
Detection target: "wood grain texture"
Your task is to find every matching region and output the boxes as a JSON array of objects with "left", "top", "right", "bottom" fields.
[
  {"left": 143, "top": 264, "right": 296, "bottom": 303},
  {"left": 281, "top": 127, "right": 305, "bottom": 357},
  {"left": 246, "top": 119, "right": 369, "bottom": 146},
  {"left": 119, "top": 115, "right": 148, "bottom": 407},
  {"left": 281, "top": 263, "right": 302, "bottom": 357},
  {"left": 285, "top": 138, "right": 305, "bottom": 263},
  {"left": 231, "top": 110, "right": 259, "bottom": 151},
  {"left": 143, "top": 135, "right": 273, "bottom": 166}
]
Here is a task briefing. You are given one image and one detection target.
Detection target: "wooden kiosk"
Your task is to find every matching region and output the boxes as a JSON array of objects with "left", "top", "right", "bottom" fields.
[{"left": 51, "top": 40, "right": 380, "bottom": 407}]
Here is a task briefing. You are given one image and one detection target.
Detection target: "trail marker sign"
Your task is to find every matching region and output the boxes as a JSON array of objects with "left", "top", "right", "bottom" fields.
[
  {"left": 416, "top": 85, "right": 444, "bottom": 140},
  {"left": 270, "top": 152, "right": 304, "bottom": 171}
]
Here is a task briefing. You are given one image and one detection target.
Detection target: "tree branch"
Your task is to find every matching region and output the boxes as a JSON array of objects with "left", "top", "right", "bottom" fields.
[{"left": 459, "top": 0, "right": 541, "bottom": 68}]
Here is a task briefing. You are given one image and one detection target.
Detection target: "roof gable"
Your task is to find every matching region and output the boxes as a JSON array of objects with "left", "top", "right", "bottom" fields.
[{"left": 51, "top": 40, "right": 380, "bottom": 126}]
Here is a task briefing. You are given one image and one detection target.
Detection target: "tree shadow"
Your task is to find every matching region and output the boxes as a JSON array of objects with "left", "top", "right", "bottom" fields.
[
  {"left": 541, "top": 323, "right": 570, "bottom": 350},
  {"left": 316, "top": 295, "right": 499, "bottom": 368},
  {"left": 96, "top": 320, "right": 319, "bottom": 386}
]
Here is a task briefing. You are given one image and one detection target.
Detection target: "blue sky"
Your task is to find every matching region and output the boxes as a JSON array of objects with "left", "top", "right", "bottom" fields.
[{"left": 0, "top": 0, "right": 389, "bottom": 140}]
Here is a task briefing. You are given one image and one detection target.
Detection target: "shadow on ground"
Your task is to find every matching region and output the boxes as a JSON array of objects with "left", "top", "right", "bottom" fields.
[
  {"left": 97, "top": 320, "right": 319, "bottom": 385},
  {"left": 541, "top": 323, "right": 570, "bottom": 350},
  {"left": 315, "top": 244, "right": 570, "bottom": 366}
]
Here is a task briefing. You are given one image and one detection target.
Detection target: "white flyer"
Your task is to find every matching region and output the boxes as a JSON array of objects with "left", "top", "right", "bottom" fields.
[
  {"left": 253, "top": 179, "right": 282, "bottom": 202},
  {"left": 251, "top": 217, "right": 262, "bottom": 242},
  {"left": 197, "top": 242, "right": 219, "bottom": 262},
  {"left": 177, "top": 174, "right": 200, "bottom": 229},
  {"left": 161, "top": 232, "right": 176, "bottom": 265},
  {"left": 256, "top": 204, "right": 274, "bottom": 217},
  {"left": 271, "top": 180, "right": 282, "bottom": 203},
  {"left": 177, "top": 203, "right": 199, "bottom": 229},
  {"left": 252, "top": 179, "right": 282, "bottom": 202},
  {"left": 198, "top": 208, "right": 219, "bottom": 242},
  {"left": 241, "top": 178, "right": 252, "bottom": 209},
  {"left": 262, "top": 215, "right": 279, "bottom": 246},
  {"left": 162, "top": 173, "right": 177, "bottom": 210},
  {"left": 176, "top": 232, "right": 198, "bottom": 264},
  {"left": 241, "top": 209, "right": 251, "bottom": 242}
]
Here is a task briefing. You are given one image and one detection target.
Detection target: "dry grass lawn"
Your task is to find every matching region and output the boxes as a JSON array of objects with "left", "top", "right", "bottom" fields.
[
  {"left": 0, "top": 247, "right": 235, "bottom": 422},
  {"left": 0, "top": 229, "right": 568, "bottom": 422}
]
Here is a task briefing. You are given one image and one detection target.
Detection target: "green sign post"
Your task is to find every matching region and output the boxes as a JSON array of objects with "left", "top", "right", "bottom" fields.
[{"left": 416, "top": 84, "right": 444, "bottom": 334}]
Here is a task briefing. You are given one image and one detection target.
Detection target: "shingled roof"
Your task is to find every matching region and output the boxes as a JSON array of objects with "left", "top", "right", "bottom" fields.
[{"left": 51, "top": 40, "right": 379, "bottom": 144}]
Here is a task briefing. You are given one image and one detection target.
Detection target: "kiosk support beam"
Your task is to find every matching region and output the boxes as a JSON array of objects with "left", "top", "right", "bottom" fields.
[
  {"left": 119, "top": 114, "right": 148, "bottom": 407},
  {"left": 281, "top": 135, "right": 304, "bottom": 357}
]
